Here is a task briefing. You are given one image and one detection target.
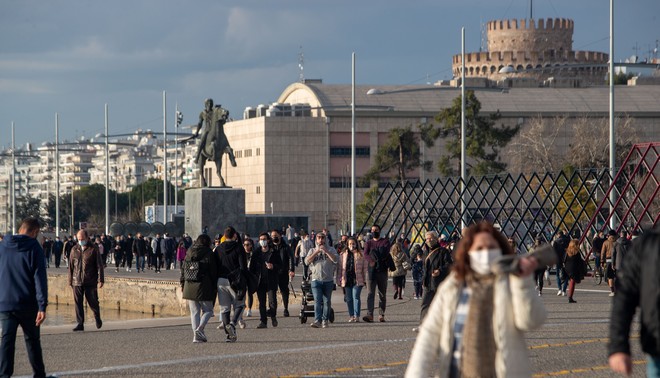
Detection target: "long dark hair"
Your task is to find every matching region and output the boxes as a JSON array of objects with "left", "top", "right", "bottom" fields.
[{"left": 194, "top": 234, "right": 212, "bottom": 248}]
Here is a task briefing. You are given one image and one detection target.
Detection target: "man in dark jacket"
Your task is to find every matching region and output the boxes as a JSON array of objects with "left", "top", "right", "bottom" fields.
[
  {"left": 363, "top": 224, "right": 394, "bottom": 323},
  {"left": 216, "top": 227, "right": 248, "bottom": 342},
  {"left": 132, "top": 233, "right": 147, "bottom": 273},
  {"left": 52, "top": 236, "right": 64, "bottom": 268},
  {"left": 420, "top": 231, "right": 453, "bottom": 322},
  {"left": 68, "top": 229, "right": 105, "bottom": 331},
  {"left": 613, "top": 230, "right": 631, "bottom": 272},
  {"left": 609, "top": 228, "right": 660, "bottom": 376},
  {"left": 0, "top": 217, "right": 49, "bottom": 378},
  {"left": 270, "top": 229, "right": 295, "bottom": 317},
  {"left": 162, "top": 233, "right": 177, "bottom": 270},
  {"left": 552, "top": 230, "right": 570, "bottom": 296},
  {"left": 250, "top": 232, "right": 282, "bottom": 328}
]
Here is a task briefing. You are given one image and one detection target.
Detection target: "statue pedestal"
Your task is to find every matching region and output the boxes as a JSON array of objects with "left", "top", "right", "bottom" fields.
[{"left": 185, "top": 187, "right": 246, "bottom": 237}]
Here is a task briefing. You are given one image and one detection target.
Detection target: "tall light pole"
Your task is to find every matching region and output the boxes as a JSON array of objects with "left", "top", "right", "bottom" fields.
[
  {"left": 175, "top": 104, "right": 183, "bottom": 216},
  {"left": 163, "top": 91, "right": 168, "bottom": 224},
  {"left": 55, "top": 113, "right": 60, "bottom": 238},
  {"left": 104, "top": 104, "right": 110, "bottom": 235},
  {"left": 351, "top": 52, "right": 356, "bottom": 235},
  {"left": 461, "top": 27, "right": 467, "bottom": 230},
  {"left": 11, "top": 122, "right": 16, "bottom": 234},
  {"left": 609, "top": 0, "right": 616, "bottom": 229}
]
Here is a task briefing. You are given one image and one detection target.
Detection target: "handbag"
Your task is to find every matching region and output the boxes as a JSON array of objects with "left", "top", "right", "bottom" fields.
[
  {"left": 183, "top": 260, "right": 203, "bottom": 282},
  {"left": 402, "top": 259, "right": 412, "bottom": 271}
]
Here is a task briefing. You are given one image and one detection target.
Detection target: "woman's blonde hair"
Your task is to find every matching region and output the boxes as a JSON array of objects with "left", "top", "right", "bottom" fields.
[
  {"left": 390, "top": 242, "right": 403, "bottom": 256},
  {"left": 566, "top": 239, "right": 580, "bottom": 257}
]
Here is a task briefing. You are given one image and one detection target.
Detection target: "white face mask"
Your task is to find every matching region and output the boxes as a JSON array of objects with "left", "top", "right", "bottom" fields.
[
  {"left": 469, "top": 248, "right": 502, "bottom": 275},
  {"left": 259, "top": 240, "right": 268, "bottom": 248}
]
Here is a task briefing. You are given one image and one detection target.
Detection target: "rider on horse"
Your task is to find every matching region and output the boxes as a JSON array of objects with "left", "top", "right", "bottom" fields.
[{"left": 194, "top": 98, "right": 237, "bottom": 186}]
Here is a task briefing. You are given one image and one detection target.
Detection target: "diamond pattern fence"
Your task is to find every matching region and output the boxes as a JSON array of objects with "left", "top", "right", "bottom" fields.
[{"left": 360, "top": 143, "right": 659, "bottom": 254}]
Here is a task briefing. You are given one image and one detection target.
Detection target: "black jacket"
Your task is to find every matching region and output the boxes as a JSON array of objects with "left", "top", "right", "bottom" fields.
[
  {"left": 249, "top": 246, "right": 281, "bottom": 289},
  {"left": 180, "top": 243, "right": 219, "bottom": 301},
  {"left": 609, "top": 229, "right": 660, "bottom": 357},
  {"left": 215, "top": 240, "right": 247, "bottom": 279},
  {"left": 272, "top": 241, "right": 294, "bottom": 275},
  {"left": 132, "top": 237, "right": 147, "bottom": 256},
  {"left": 422, "top": 246, "right": 452, "bottom": 291}
]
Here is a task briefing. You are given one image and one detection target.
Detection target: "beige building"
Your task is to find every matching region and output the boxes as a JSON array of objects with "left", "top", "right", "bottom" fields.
[{"left": 208, "top": 81, "right": 660, "bottom": 234}]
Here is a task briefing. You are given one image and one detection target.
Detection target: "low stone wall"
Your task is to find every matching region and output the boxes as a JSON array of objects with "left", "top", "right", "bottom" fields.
[
  {"left": 47, "top": 273, "right": 301, "bottom": 317},
  {"left": 48, "top": 274, "right": 186, "bottom": 316}
]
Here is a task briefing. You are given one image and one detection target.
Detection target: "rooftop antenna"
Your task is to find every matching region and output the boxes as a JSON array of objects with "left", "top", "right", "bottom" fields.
[
  {"left": 530, "top": 0, "right": 533, "bottom": 20},
  {"left": 298, "top": 45, "right": 305, "bottom": 82}
]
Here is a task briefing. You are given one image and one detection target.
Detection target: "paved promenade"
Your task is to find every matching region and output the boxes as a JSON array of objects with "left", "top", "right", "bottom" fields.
[{"left": 12, "top": 269, "right": 645, "bottom": 377}]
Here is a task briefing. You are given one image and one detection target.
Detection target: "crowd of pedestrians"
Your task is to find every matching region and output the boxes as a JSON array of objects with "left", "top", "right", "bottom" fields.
[{"left": 1, "top": 215, "right": 653, "bottom": 377}]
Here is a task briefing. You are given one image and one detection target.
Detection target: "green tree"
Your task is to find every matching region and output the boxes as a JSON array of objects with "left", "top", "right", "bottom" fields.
[
  {"left": 363, "top": 126, "right": 432, "bottom": 185},
  {"left": 433, "top": 90, "right": 520, "bottom": 176},
  {"left": 15, "top": 195, "right": 42, "bottom": 223},
  {"left": 356, "top": 186, "right": 384, "bottom": 232}
]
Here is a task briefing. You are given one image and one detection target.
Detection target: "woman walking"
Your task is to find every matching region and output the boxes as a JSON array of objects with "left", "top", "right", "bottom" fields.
[
  {"left": 389, "top": 243, "right": 409, "bottom": 300},
  {"left": 406, "top": 222, "right": 546, "bottom": 377},
  {"left": 180, "top": 234, "right": 219, "bottom": 343},
  {"left": 336, "top": 237, "right": 369, "bottom": 322},
  {"left": 564, "top": 239, "right": 587, "bottom": 303}
]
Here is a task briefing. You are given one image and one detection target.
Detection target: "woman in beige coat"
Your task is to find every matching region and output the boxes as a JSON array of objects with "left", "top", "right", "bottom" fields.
[{"left": 406, "top": 222, "right": 547, "bottom": 377}]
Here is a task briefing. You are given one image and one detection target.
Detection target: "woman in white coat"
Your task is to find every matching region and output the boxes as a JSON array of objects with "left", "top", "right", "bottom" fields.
[{"left": 406, "top": 222, "right": 547, "bottom": 378}]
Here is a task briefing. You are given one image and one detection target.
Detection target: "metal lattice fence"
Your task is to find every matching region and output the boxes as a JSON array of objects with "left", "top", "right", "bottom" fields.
[{"left": 360, "top": 143, "right": 659, "bottom": 253}]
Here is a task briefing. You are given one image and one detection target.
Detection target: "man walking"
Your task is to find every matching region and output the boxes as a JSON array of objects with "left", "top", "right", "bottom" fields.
[
  {"left": 609, "top": 227, "right": 660, "bottom": 376},
  {"left": 0, "top": 218, "right": 49, "bottom": 378},
  {"left": 271, "top": 229, "right": 294, "bottom": 317},
  {"left": 68, "top": 229, "right": 104, "bottom": 331},
  {"left": 52, "top": 236, "right": 64, "bottom": 269},
  {"left": 249, "top": 233, "right": 281, "bottom": 328},
  {"left": 363, "top": 224, "right": 394, "bottom": 323},
  {"left": 132, "top": 232, "right": 147, "bottom": 273}
]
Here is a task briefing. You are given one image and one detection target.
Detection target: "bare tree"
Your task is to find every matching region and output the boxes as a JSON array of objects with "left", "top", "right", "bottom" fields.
[
  {"left": 507, "top": 115, "right": 569, "bottom": 173},
  {"left": 569, "top": 114, "right": 638, "bottom": 170}
]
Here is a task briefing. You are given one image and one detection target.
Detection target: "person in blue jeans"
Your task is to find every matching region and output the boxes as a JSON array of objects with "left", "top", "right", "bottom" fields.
[
  {"left": 305, "top": 232, "right": 338, "bottom": 328},
  {"left": 336, "top": 237, "right": 369, "bottom": 322},
  {"left": 0, "top": 218, "right": 49, "bottom": 378}
]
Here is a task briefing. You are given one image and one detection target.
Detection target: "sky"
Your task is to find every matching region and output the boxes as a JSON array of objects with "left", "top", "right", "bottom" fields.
[{"left": 1, "top": 0, "right": 658, "bottom": 148}]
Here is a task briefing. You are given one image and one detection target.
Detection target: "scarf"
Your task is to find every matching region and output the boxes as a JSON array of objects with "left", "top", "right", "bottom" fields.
[
  {"left": 460, "top": 274, "right": 497, "bottom": 378},
  {"left": 345, "top": 252, "right": 356, "bottom": 287}
]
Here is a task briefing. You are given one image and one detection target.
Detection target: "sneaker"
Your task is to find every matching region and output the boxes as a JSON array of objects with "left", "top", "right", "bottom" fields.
[
  {"left": 194, "top": 329, "right": 207, "bottom": 342},
  {"left": 322, "top": 320, "right": 328, "bottom": 328},
  {"left": 310, "top": 321, "right": 321, "bottom": 328},
  {"left": 557, "top": 290, "right": 562, "bottom": 296},
  {"left": 568, "top": 298, "right": 577, "bottom": 303},
  {"left": 95, "top": 317, "right": 103, "bottom": 329},
  {"left": 609, "top": 292, "right": 615, "bottom": 297},
  {"left": 115, "top": 268, "right": 119, "bottom": 272},
  {"left": 256, "top": 322, "right": 267, "bottom": 329},
  {"left": 379, "top": 315, "right": 385, "bottom": 322},
  {"left": 283, "top": 309, "right": 290, "bottom": 317},
  {"left": 412, "top": 327, "right": 419, "bottom": 333},
  {"left": 246, "top": 309, "right": 252, "bottom": 317},
  {"left": 216, "top": 321, "right": 225, "bottom": 329},
  {"left": 538, "top": 291, "right": 542, "bottom": 296},
  {"left": 238, "top": 320, "right": 247, "bottom": 329},
  {"left": 348, "top": 317, "right": 355, "bottom": 323},
  {"left": 72, "top": 324, "right": 84, "bottom": 332},
  {"left": 271, "top": 317, "right": 278, "bottom": 327},
  {"left": 225, "top": 324, "right": 237, "bottom": 343},
  {"left": 362, "top": 315, "right": 374, "bottom": 323},
  {"left": 354, "top": 317, "right": 360, "bottom": 322},
  {"left": 562, "top": 291, "right": 567, "bottom": 297}
]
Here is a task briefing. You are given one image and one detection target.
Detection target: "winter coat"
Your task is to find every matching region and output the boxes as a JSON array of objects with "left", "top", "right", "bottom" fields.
[
  {"left": 423, "top": 246, "right": 452, "bottom": 291},
  {"left": 388, "top": 251, "right": 409, "bottom": 278},
  {"left": 0, "top": 235, "right": 48, "bottom": 312},
  {"left": 336, "top": 251, "right": 369, "bottom": 287},
  {"left": 180, "top": 243, "right": 219, "bottom": 302},
  {"left": 406, "top": 272, "right": 547, "bottom": 377},
  {"left": 68, "top": 243, "right": 104, "bottom": 287},
  {"left": 249, "top": 246, "right": 281, "bottom": 290},
  {"left": 609, "top": 229, "right": 660, "bottom": 357},
  {"left": 563, "top": 254, "right": 587, "bottom": 283},
  {"left": 614, "top": 237, "right": 631, "bottom": 271}
]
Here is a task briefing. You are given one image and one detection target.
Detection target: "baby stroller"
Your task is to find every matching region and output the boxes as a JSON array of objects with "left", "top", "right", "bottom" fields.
[{"left": 298, "top": 279, "right": 335, "bottom": 324}]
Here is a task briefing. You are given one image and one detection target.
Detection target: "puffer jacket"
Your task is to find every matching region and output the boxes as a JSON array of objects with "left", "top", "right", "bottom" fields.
[
  {"left": 180, "top": 243, "right": 219, "bottom": 301},
  {"left": 336, "top": 251, "right": 369, "bottom": 287},
  {"left": 388, "top": 251, "right": 409, "bottom": 278},
  {"left": 69, "top": 243, "right": 104, "bottom": 287},
  {"left": 406, "top": 272, "right": 547, "bottom": 377}
]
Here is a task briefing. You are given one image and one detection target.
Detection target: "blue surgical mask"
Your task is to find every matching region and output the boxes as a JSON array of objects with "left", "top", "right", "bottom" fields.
[{"left": 78, "top": 240, "right": 88, "bottom": 247}]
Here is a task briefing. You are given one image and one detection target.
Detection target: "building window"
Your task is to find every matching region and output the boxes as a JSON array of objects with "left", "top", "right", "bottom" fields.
[
  {"left": 256, "top": 148, "right": 260, "bottom": 156},
  {"left": 235, "top": 150, "right": 243, "bottom": 158},
  {"left": 329, "top": 146, "right": 370, "bottom": 157},
  {"left": 329, "top": 177, "right": 370, "bottom": 188},
  {"left": 244, "top": 149, "right": 252, "bottom": 158},
  {"left": 256, "top": 186, "right": 260, "bottom": 194}
]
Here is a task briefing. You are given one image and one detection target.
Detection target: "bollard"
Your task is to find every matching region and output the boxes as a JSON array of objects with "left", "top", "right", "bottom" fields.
[
  {"left": 55, "top": 295, "right": 59, "bottom": 305},
  {"left": 151, "top": 304, "right": 155, "bottom": 316},
  {"left": 117, "top": 301, "right": 121, "bottom": 312}
]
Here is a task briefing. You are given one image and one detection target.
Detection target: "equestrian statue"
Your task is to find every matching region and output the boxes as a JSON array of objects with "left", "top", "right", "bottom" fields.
[{"left": 194, "top": 98, "right": 237, "bottom": 187}]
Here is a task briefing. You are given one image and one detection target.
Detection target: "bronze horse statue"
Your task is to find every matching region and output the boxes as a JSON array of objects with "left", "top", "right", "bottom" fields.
[{"left": 194, "top": 99, "right": 237, "bottom": 187}]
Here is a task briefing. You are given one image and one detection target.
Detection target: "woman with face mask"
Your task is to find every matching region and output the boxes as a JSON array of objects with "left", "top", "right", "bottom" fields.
[
  {"left": 406, "top": 222, "right": 547, "bottom": 378},
  {"left": 336, "top": 237, "right": 369, "bottom": 322}
]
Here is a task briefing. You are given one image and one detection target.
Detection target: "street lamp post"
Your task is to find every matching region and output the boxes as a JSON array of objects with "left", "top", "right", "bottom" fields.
[
  {"left": 609, "top": 0, "right": 616, "bottom": 229},
  {"left": 351, "top": 52, "right": 356, "bottom": 235},
  {"left": 105, "top": 104, "right": 110, "bottom": 235},
  {"left": 55, "top": 114, "right": 60, "bottom": 238},
  {"left": 11, "top": 122, "right": 16, "bottom": 234},
  {"left": 461, "top": 27, "right": 467, "bottom": 230},
  {"left": 163, "top": 91, "right": 168, "bottom": 224}
]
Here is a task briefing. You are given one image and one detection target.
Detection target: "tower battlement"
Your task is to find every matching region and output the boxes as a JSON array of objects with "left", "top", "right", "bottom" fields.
[{"left": 487, "top": 18, "right": 573, "bottom": 32}]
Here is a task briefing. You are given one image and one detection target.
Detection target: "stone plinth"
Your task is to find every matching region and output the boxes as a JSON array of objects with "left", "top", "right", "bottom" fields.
[{"left": 185, "top": 187, "right": 246, "bottom": 237}]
